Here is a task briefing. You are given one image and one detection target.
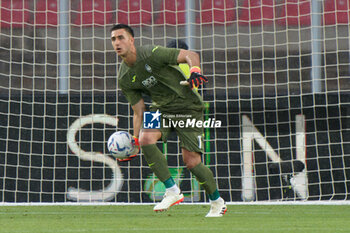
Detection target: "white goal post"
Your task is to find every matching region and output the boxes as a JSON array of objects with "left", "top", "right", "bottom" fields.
[{"left": 0, "top": 0, "right": 349, "bottom": 203}]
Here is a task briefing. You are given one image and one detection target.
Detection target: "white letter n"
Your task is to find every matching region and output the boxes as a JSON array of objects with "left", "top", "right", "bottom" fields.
[{"left": 241, "top": 114, "right": 307, "bottom": 201}]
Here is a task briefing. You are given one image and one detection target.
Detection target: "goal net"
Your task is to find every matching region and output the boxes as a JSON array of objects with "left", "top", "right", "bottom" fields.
[{"left": 0, "top": 0, "right": 349, "bottom": 203}]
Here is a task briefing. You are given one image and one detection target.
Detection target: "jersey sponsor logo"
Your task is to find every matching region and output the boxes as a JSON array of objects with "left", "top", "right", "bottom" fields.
[
  {"left": 142, "top": 76, "right": 157, "bottom": 88},
  {"left": 145, "top": 64, "right": 152, "bottom": 73},
  {"left": 131, "top": 75, "right": 136, "bottom": 82},
  {"left": 143, "top": 110, "right": 161, "bottom": 129}
]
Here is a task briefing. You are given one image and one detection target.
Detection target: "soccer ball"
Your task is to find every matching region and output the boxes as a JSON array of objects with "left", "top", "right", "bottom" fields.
[{"left": 107, "top": 131, "right": 139, "bottom": 159}]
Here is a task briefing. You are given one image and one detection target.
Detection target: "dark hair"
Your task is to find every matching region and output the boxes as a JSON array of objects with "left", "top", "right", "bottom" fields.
[
  {"left": 166, "top": 39, "right": 189, "bottom": 50},
  {"left": 110, "top": 24, "right": 134, "bottom": 38}
]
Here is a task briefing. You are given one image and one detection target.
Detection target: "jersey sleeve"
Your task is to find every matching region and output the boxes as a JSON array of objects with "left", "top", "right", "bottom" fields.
[
  {"left": 151, "top": 46, "right": 180, "bottom": 66},
  {"left": 118, "top": 62, "right": 143, "bottom": 106},
  {"left": 119, "top": 80, "right": 143, "bottom": 106}
]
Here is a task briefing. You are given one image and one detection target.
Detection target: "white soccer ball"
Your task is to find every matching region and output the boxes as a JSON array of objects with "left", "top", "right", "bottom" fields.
[{"left": 107, "top": 131, "right": 139, "bottom": 159}]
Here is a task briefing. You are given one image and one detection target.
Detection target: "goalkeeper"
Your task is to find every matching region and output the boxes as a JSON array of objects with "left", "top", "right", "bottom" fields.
[{"left": 110, "top": 24, "right": 227, "bottom": 217}]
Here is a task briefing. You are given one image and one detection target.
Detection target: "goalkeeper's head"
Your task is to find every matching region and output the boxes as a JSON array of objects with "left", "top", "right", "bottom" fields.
[
  {"left": 110, "top": 24, "right": 136, "bottom": 60},
  {"left": 110, "top": 24, "right": 134, "bottom": 38}
]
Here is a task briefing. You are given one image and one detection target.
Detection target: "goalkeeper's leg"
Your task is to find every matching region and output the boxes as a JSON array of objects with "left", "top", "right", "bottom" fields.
[
  {"left": 139, "top": 130, "right": 184, "bottom": 211},
  {"left": 182, "top": 149, "right": 227, "bottom": 217}
]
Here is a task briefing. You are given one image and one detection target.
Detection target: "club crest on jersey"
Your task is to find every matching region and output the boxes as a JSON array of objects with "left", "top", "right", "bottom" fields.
[
  {"left": 142, "top": 76, "right": 157, "bottom": 88},
  {"left": 145, "top": 64, "right": 152, "bottom": 73}
]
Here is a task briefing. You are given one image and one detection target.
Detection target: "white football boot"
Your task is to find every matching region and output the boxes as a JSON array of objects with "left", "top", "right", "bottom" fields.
[
  {"left": 205, "top": 197, "right": 227, "bottom": 217},
  {"left": 153, "top": 191, "right": 184, "bottom": 212}
]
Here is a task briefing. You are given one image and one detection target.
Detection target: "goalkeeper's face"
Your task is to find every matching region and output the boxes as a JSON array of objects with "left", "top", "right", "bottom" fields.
[{"left": 110, "top": 29, "right": 135, "bottom": 57}]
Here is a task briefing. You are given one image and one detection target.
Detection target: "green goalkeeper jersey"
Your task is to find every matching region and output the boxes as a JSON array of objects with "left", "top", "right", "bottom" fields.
[{"left": 118, "top": 45, "right": 204, "bottom": 113}]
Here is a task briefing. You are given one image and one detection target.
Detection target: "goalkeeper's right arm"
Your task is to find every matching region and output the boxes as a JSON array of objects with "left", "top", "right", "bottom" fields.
[
  {"left": 131, "top": 99, "right": 145, "bottom": 138},
  {"left": 117, "top": 99, "right": 144, "bottom": 162}
]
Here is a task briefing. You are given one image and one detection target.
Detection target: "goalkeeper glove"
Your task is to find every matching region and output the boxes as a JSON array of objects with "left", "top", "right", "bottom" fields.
[
  {"left": 187, "top": 66, "right": 208, "bottom": 89},
  {"left": 117, "top": 136, "right": 140, "bottom": 162}
]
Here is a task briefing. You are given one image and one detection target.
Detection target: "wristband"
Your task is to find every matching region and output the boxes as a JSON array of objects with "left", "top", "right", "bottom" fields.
[
  {"left": 190, "top": 66, "right": 201, "bottom": 74},
  {"left": 133, "top": 136, "right": 140, "bottom": 146}
]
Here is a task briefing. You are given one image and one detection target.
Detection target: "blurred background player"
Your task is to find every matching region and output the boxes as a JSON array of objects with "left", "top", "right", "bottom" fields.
[
  {"left": 110, "top": 24, "right": 227, "bottom": 217},
  {"left": 166, "top": 39, "right": 190, "bottom": 79}
]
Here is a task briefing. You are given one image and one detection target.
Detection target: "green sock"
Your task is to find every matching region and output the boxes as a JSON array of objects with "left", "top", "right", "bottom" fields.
[
  {"left": 163, "top": 177, "right": 176, "bottom": 189},
  {"left": 141, "top": 144, "right": 171, "bottom": 182},
  {"left": 190, "top": 162, "right": 218, "bottom": 196},
  {"left": 208, "top": 189, "right": 220, "bottom": 201}
]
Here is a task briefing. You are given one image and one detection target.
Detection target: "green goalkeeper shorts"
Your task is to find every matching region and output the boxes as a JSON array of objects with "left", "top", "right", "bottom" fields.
[{"left": 159, "top": 110, "right": 204, "bottom": 154}]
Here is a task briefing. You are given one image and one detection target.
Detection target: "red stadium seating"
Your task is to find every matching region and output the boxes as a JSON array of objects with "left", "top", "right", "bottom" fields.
[
  {"left": 277, "top": 0, "right": 311, "bottom": 26},
  {"left": 73, "top": 0, "right": 113, "bottom": 26},
  {"left": 117, "top": 0, "right": 152, "bottom": 26},
  {"left": 1, "top": 0, "right": 30, "bottom": 28},
  {"left": 239, "top": 0, "right": 275, "bottom": 25},
  {"left": 155, "top": 0, "right": 186, "bottom": 25},
  {"left": 324, "top": 0, "right": 350, "bottom": 25},
  {"left": 197, "top": 0, "right": 236, "bottom": 24},
  {"left": 35, "top": 0, "right": 58, "bottom": 27}
]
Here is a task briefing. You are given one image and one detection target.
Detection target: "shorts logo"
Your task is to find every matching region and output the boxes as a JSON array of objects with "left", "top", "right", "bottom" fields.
[{"left": 143, "top": 110, "right": 161, "bottom": 129}]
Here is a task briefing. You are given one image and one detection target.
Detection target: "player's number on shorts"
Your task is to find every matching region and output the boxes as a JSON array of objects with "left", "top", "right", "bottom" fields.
[{"left": 198, "top": 135, "right": 202, "bottom": 149}]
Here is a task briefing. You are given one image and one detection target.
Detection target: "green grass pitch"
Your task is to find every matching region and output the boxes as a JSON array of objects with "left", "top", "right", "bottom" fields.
[{"left": 0, "top": 204, "right": 349, "bottom": 233}]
